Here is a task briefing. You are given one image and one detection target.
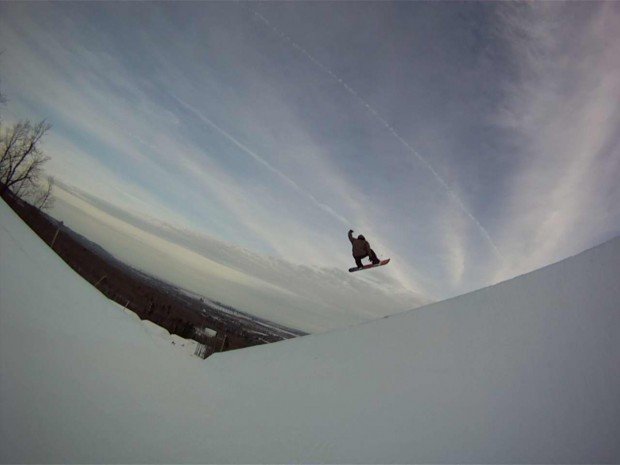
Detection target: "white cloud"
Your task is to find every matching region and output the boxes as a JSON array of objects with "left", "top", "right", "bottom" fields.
[
  {"left": 3, "top": 1, "right": 617, "bottom": 323},
  {"left": 492, "top": 2, "right": 620, "bottom": 281},
  {"left": 52, "top": 183, "right": 431, "bottom": 332}
]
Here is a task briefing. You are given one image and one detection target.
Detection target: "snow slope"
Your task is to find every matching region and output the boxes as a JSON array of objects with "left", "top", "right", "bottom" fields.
[{"left": 1, "top": 198, "right": 619, "bottom": 463}]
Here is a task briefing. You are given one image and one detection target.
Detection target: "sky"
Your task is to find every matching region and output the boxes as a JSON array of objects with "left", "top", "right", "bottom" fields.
[{"left": 1, "top": 2, "right": 619, "bottom": 332}]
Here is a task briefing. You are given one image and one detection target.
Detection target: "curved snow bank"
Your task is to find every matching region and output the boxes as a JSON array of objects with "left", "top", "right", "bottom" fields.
[{"left": 1, "top": 199, "right": 619, "bottom": 463}]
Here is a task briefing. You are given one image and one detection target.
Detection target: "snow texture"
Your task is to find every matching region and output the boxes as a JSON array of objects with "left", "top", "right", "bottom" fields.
[{"left": 1, "top": 199, "right": 619, "bottom": 463}]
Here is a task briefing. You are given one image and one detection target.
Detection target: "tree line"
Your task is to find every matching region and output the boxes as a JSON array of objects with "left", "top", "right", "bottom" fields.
[{"left": 0, "top": 66, "right": 54, "bottom": 210}]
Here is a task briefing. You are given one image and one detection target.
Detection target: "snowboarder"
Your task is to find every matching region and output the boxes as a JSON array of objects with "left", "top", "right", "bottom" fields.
[{"left": 348, "top": 229, "right": 381, "bottom": 269}]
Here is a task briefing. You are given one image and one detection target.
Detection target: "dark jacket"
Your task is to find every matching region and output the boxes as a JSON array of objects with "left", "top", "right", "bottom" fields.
[{"left": 349, "top": 231, "right": 371, "bottom": 258}]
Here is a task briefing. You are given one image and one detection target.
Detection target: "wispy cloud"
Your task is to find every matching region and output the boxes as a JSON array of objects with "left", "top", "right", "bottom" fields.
[
  {"left": 172, "top": 95, "right": 352, "bottom": 226},
  {"left": 491, "top": 2, "right": 620, "bottom": 281},
  {"left": 54, "top": 182, "right": 431, "bottom": 332},
  {"left": 252, "top": 8, "right": 505, "bottom": 262},
  {"left": 1, "top": 2, "right": 618, "bottom": 329}
]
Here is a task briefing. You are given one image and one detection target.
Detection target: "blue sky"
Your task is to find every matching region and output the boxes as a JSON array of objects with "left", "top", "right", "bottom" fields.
[{"left": 1, "top": 2, "right": 619, "bottom": 332}]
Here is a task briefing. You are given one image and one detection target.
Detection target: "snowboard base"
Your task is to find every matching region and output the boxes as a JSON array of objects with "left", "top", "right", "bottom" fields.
[{"left": 349, "top": 258, "right": 390, "bottom": 273}]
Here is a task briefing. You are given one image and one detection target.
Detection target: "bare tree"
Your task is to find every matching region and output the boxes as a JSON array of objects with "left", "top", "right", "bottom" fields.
[
  {"left": 37, "top": 176, "right": 55, "bottom": 211},
  {"left": 0, "top": 65, "right": 54, "bottom": 207},
  {"left": 0, "top": 120, "right": 51, "bottom": 196},
  {"left": 20, "top": 175, "right": 55, "bottom": 211}
]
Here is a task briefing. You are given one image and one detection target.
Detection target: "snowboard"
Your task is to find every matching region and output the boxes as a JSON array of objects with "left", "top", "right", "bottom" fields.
[{"left": 349, "top": 258, "right": 390, "bottom": 273}]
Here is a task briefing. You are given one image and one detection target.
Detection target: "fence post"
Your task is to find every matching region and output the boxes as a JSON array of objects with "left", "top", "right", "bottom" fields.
[
  {"left": 94, "top": 275, "right": 107, "bottom": 288},
  {"left": 219, "top": 334, "right": 228, "bottom": 352},
  {"left": 51, "top": 221, "right": 63, "bottom": 248}
]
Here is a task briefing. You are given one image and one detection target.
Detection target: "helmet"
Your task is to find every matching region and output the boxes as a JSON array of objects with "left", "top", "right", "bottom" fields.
[{"left": 358, "top": 235, "right": 365, "bottom": 241}]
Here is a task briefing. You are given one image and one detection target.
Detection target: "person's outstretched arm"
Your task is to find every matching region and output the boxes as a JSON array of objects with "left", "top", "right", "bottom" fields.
[{"left": 348, "top": 229, "right": 355, "bottom": 243}]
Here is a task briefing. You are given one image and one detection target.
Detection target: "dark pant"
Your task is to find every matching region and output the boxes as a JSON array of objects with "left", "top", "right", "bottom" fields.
[{"left": 355, "top": 249, "right": 380, "bottom": 268}]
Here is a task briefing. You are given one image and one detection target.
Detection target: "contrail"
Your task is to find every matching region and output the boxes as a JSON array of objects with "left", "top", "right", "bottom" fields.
[
  {"left": 252, "top": 10, "right": 504, "bottom": 261},
  {"left": 173, "top": 95, "right": 352, "bottom": 226}
]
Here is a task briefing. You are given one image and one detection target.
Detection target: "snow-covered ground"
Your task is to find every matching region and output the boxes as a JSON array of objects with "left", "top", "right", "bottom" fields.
[{"left": 1, "top": 199, "right": 619, "bottom": 463}]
